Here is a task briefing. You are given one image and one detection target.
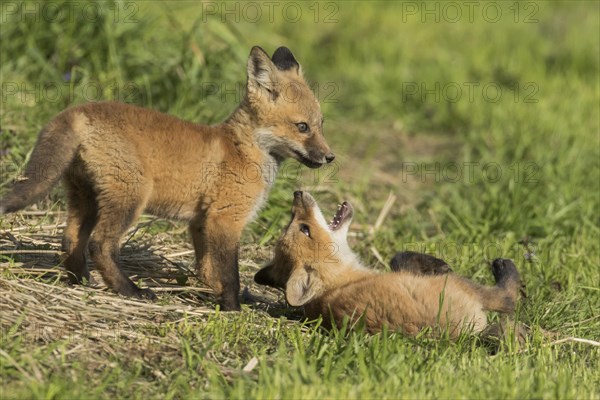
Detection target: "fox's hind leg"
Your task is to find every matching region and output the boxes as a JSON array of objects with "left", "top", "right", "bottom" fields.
[
  {"left": 88, "top": 198, "right": 155, "bottom": 300},
  {"left": 478, "top": 258, "right": 522, "bottom": 313},
  {"left": 491, "top": 258, "right": 521, "bottom": 290},
  {"left": 86, "top": 166, "right": 155, "bottom": 300},
  {"left": 390, "top": 251, "right": 452, "bottom": 275},
  {"left": 61, "top": 170, "right": 98, "bottom": 284}
]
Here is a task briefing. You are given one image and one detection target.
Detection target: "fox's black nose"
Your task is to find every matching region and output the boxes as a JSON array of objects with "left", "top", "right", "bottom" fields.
[
  {"left": 294, "top": 191, "right": 303, "bottom": 199},
  {"left": 325, "top": 153, "right": 335, "bottom": 163}
]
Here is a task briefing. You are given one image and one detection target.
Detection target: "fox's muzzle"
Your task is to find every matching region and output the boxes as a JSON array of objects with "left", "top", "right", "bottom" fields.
[
  {"left": 292, "top": 191, "right": 316, "bottom": 210},
  {"left": 303, "top": 133, "right": 334, "bottom": 167}
]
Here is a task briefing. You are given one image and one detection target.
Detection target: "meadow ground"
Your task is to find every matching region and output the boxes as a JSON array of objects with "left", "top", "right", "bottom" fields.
[{"left": 1, "top": 1, "right": 599, "bottom": 398}]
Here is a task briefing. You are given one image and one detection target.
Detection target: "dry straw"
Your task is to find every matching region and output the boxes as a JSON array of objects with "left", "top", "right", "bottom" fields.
[{"left": 0, "top": 212, "right": 281, "bottom": 350}]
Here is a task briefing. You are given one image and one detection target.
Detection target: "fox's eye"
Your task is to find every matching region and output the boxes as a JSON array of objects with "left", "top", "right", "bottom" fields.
[
  {"left": 295, "top": 122, "right": 310, "bottom": 133},
  {"left": 299, "top": 223, "right": 311, "bottom": 237}
]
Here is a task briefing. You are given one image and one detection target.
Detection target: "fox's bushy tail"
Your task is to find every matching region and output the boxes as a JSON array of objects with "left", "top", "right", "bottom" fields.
[{"left": 1, "top": 114, "right": 81, "bottom": 214}]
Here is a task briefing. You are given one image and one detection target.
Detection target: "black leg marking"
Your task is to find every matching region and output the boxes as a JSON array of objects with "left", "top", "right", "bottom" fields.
[{"left": 390, "top": 251, "right": 452, "bottom": 275}]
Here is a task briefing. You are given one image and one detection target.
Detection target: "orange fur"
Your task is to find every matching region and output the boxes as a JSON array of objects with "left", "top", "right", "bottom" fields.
[
  {"left": 1, "top": 47, "right": 334, "bottom": 310},
  {"left": 255, "top": 192, "right": 521, "bottom": 337}
]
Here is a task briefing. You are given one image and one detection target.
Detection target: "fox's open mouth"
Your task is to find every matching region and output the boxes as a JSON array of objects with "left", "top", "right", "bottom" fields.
[
  {"left": 292, "top": 150, "right": 323, "bottom": 169},
  {"left": 329, "top": 201, "right": 352, "bottom": 231}
]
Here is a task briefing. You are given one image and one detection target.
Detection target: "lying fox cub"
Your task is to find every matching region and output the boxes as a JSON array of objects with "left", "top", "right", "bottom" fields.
[{"left": 255, "top": 191, "right": 522, "bottom": 337}]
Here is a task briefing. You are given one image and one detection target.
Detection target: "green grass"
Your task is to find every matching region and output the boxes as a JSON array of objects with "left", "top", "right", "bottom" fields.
[{"left": 1, "top": 1, "right": 599, "bottom": 399}]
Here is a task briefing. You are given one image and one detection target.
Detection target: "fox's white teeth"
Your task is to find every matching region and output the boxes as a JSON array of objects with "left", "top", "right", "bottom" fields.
[{"left": 329, "top": 201, "right": 350, "bottom": 231}]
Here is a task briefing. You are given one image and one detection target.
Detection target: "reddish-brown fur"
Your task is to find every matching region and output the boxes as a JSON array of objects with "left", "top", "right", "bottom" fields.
[
  {"left": 1, "top": 47, "right": 334, "bottom": 310},
  {"left": 255, "top": 192, "right": 521, "bottom": 337}
]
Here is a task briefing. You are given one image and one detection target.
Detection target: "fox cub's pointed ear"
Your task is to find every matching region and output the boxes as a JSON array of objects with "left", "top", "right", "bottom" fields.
[
  {"left": 247, "top": 46, "right": 279, "bottom": 95},
  {"left": 271, "top": 46, "right": 300, "bottom": 73},
  {"left": 286, "top": 265, "right": 323, "bottom": 306}
]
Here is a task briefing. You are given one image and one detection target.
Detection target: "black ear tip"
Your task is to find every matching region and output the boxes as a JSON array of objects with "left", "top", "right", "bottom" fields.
[
  {"left": 273, "top": 46, "right": 292, "bottom": 56},
  {"left": 271, "top": 46, "right": 299, "bottom": 71}
]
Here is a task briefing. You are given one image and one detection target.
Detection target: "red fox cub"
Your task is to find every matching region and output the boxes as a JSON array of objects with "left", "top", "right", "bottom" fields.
[
  {"left": 0, "top": 46, "right": 334, "bottom": 311},
  {"left": 254, "top": 191, "right": 522, "bottom": 337}
]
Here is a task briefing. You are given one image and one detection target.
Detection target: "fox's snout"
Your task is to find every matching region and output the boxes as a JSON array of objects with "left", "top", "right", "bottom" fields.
[
  {"left": 301, "top": 131, "right": 334, "bottom": 168},
  {"left": 310, "top": 141, "right": 335, "bottom": 165},
  {"left": 292, "top": 191, "right": 317, "bottom": 211},
  {"left": 299, "top": 148, "right": 335, "bottom": 168},
  {"left": 292, "top": 190, "right": 306, "bottom": 211}
]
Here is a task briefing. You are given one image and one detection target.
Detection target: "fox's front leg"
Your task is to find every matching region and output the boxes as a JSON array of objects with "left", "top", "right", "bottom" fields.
[
  {"left": 190, "top": 216, "right": 242, "bottom": 311},
  {"left": 390, "top": 251, "right": 452, "bottom": 275}
]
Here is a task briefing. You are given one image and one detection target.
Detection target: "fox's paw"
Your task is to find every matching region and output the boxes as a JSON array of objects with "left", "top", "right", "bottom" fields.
[
  {"left": 135, "top": 288, "right": 158, "bottom": 301},
  {"left": 118, "top": 283, "right": 157, "bottom": 301},
  {"left": 491, "top": 258, "right": 519, "bottom": 285},
  {"left": 66, "top": 271, "right": 92, "bottom": 286},
  {"left": 218, "top": 293, "right": 242, "bottom": 312}
]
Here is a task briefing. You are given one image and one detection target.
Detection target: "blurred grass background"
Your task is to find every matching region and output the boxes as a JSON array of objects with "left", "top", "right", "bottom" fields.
[{"left": 1, "top": 1, "right": 599, "bottom": 398}]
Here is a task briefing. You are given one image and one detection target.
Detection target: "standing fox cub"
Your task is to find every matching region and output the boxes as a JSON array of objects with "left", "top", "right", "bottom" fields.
[
  {"left": 0, "top": 46, "right": 334, "bottom": 311},
  {"left": 255, "top": 192, "right": 521, "bottom": 337}
]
